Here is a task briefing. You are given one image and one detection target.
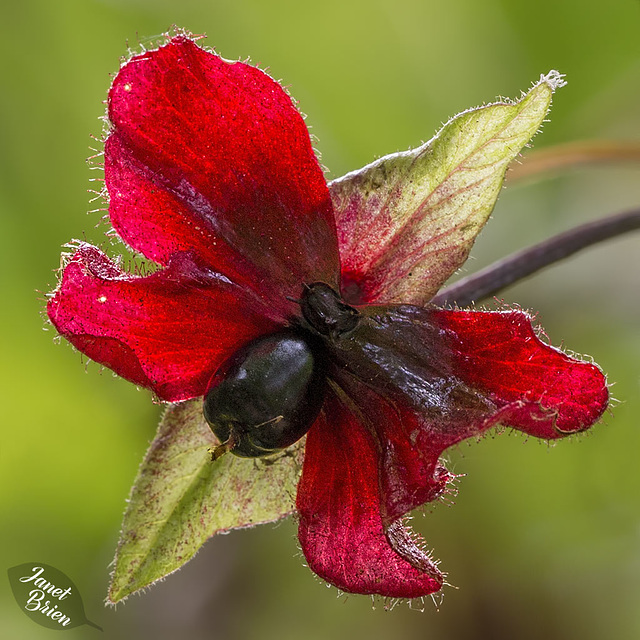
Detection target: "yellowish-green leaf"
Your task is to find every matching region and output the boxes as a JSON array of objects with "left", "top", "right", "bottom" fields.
[
  {"left": 331, "top": 71, "right": 565, "bottom": 306},
  {"left": 108, "top": 399, "right": 304, "bottom": 604}
]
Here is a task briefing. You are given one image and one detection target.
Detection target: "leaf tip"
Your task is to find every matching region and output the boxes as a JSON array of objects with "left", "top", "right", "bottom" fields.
[
  {"left": 539, "top": 70, "right": 567, "bottom": 92},
  {"left": 105, "top": 580, "right": 127, "bottom": 607}
]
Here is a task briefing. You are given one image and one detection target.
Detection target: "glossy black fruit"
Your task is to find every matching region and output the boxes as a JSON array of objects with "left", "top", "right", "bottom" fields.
[{"left": 203, "top": 329, "right": 326, "bottom": 457}]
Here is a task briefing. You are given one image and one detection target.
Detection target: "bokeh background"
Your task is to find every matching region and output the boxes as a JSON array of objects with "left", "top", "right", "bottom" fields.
[{"left": 1, "top": 1, "right": 639, "bottom": 639}]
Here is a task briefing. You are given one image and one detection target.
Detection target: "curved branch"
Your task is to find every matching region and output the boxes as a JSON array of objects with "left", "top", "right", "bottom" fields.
[{"left": 432, "top": 208, "right": 640, "bottom": 307}]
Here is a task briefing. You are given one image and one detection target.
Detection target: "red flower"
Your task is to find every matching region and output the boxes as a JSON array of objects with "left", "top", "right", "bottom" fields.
[{"left": 47, "top": 34, "right": 608, "bottom": 599}]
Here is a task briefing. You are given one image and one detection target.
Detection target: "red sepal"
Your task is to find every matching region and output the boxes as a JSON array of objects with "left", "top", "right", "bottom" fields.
[
  {"left": 333, "top": 371, "right": 456, "bottom": 525},
  {"left": 47, "top": 244, "right": 280, "bottom": 401},
  {"left": 297, "top": 387, "right": 444, "bottom": 599},
  {"left": 322, "top": 304, "right": 608, "bottom": 530},
  {"left": 431, "top": 308, "right": 609, "bottom": 438},
  {"left": 106, "top": 35, "right": 340, "bottom": 304}
]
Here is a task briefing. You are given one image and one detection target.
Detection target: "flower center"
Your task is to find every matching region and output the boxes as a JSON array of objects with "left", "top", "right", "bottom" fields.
[
  {"left": 300, "top": 282, "right": 359, "bottom": 338},
  {"left": 204, "top": 328, "right": 327, "bottom": 458}
]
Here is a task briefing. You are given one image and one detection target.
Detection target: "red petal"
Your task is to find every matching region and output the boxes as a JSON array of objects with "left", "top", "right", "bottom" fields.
[
  {"left": 321, "top": 304, "right": 608, "bottom": 523},
  {"left": 430, "top": 309, "right": 609, "bottom": 438},
  {"left": 333, "top": 371, "right": 455, "bottom": 524},
  {"left": 297, "top": 387, "right": 443, "bottom": 598},
  {"left": 106, "top": 135, "right": 274, "bottom": 307},
  {"left": 106, "top": 35, "right": 339, "bottom": 303},
  {"left": 46, "top": 244, "right": 279, "bottom": 401}
]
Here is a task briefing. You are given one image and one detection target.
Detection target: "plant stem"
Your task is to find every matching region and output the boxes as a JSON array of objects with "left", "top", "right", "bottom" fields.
[{"left": 432, "top": 208, "right": 640, "bottom": 307}]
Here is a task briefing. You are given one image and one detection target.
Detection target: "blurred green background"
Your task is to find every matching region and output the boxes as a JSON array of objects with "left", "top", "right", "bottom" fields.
[{"left": 1, "top": 1, "right": 639, "bottom": 638}]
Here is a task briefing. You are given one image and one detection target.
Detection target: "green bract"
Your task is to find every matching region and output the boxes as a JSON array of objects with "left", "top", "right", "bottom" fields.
[
  {"left": 109, "top": 400, "right": 304, "bottom": 603},
  {"left": 332, "top": 71, "right": 565, "bottom": 305}
]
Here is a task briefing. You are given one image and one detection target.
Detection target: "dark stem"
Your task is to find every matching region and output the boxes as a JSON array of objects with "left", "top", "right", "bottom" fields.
[{"left": 432, "top": 208, "right": 640, "bottom": 307}]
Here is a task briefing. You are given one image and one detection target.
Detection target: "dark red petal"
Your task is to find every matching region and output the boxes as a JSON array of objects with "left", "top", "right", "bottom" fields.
[
  {"left": 297, "top": 387, "right": 443, "bottom": 598},
  {"left": 106, "top": 35, "right": 339, "bottom": 304},
  {"left": 321, "top": 304, "right": 608, "bottom": 524},
  {"left": 333, "top": 371, "right": 456, "bottom": 524},
  {"left": 46, "top": 244, "right": 280, "bottom": 401},
  {"left": 430, "top": 309, "right": 609, "bottom": 438},
  {"left": 106, "top": 135, "right": 271, "bottom": 303}
]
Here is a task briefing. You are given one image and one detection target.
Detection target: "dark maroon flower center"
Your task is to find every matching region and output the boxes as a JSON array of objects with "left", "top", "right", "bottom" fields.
[
  {"left": 203, "top": 327, "right": 327, "bottom": 458},
  {"left": 204, "top": 283, "right": 357, "bottom": 458},
  {"left": 300, "top": 282, "right": 360, "bottom": 338}
]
